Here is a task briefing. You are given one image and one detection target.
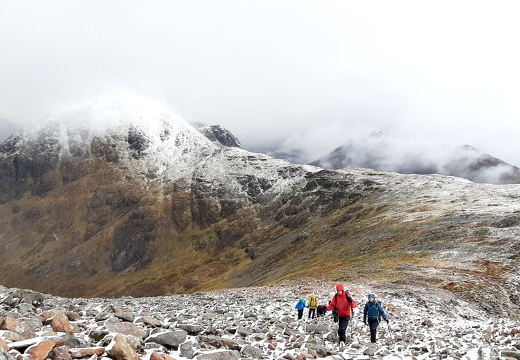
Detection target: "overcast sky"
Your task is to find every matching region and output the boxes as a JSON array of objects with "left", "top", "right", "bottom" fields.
[{"left": 1, "top": 1, "right": 519, "bottom": 166}]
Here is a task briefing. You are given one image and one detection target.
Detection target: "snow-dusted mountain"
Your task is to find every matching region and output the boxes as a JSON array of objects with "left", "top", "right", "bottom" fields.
[
  {"left": 309, "top": 132, "right": 520, "bottom": 184},
  {"left": 0, "top": 93, "right": 519, "bottom": 319},
  {"left": 191, "top": 121, "right": 242, "bottom": 148}
]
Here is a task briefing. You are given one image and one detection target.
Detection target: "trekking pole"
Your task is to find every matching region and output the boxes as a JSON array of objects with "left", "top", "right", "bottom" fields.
[
  {"left": 386, "top": 320, "right": 393, "bottom": 343},
  {"left": 351, "top": 308, "right": 355, "bottom": 334}
]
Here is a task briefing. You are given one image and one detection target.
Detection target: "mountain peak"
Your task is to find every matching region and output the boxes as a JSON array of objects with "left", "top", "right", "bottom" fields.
[
  {"left": 1, "top": 92, "right": 219, "bottom": 183},
  {"left": 192, "top": 123, "right": 242, "bottom": 148},
  {"left": 370, "top": 131, "right": 388, "bottom": 138},
  {"left": 47, "top": 91, "right": 182, "bottom": 135}
]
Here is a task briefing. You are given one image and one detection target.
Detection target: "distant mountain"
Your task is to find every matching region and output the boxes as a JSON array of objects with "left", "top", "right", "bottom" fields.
[
  {"left": 1, "top": 93, "right": 520, "bottom": 317},
  {"left": 191, "top": 122, "right": 242, "bottom": 148},
  {"left": 253, "top": 142, "right": 307, "bottom": 165},
  {"left": 0, "top": 116, "right": 22, "bottom": 144},
  {"left": 309, "top": 132, "right": 520, "bottom": 184}
]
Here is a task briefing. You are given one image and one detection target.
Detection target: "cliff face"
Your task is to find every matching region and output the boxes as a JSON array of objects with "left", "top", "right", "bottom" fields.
[{"left": 0, "top": 93, "right": 519, "bottom": 316}]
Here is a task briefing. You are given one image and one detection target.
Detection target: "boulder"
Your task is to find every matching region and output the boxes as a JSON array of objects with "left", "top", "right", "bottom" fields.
[
  {"left": 240, "top": 345, "right": 262, "bottom": 358},
  {"left": 176, "top": 324, "right": 204, "bottom": 335},
  {"left": 69, "top": 347, "right": 105, "bottom": 359},
  {"left": 149, "top": 352, "right": 176, "bottom": 360},
  {"left": 106, "top": 334, "right": 140, "bottom": 360},
  {"left": 179, "top": 342, "right": 195, "bottom": 359},
  {"left": 194, "top": 351, "right": 240, "bottom": 360},
  {"left": 51, "top": 314, "right": 73, "bottom": 334},
  {"left": 24, "top": 339, "right": 56, "bottom": 360},
  {"left": 0, "top": 347, "right": 15, "bottom": 360},
  {"left": 136, "top": 317, "right": 161, "bottom": 327},
  {"left": 1, "top": 317, "right": 37, "bottom": 339},
  {"left": 145, "top": 331, "right": 187, "bottom": 350},
  {"left": 95, "top": 305, "right": 115, "bottom": 322},
  {"left": 105, "top": 323, "right": 147, "bottom": 339},
  {"left": 47, "top": 345, "right": 71, "bottom": 360}
]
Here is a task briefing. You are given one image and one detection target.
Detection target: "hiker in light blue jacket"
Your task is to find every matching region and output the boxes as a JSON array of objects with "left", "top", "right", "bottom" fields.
[{"left": 295, "top": 298, "right": 306, "bottom": 320}]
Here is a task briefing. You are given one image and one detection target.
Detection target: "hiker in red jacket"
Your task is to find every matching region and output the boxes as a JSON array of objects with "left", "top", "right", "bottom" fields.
[{"left": 326, "top": 283, "right": 357, "bottom": 344}]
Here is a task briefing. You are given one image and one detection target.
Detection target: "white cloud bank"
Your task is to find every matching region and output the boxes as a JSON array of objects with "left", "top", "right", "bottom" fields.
[{"left": 0, "top": 1, "right": 519, "bottom": 166}]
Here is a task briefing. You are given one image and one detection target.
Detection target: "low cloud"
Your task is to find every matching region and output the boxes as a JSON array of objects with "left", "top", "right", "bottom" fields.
[{"left": 309, "top": 133, "right": 520, "bottom": 184}]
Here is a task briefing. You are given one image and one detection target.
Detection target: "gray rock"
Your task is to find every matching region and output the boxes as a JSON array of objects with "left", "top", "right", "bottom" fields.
[
  {"left": 48, "top": 345, "right": 72, "bottom": 360},
  {"left": 143, "top": 341, "right": 163, "bottom": 350},
  {"left": 363, "top": 346, "right": 376, "bottom": 356},
  {"left": 16, "top": 303, "right": 35, "bottom": 314},
  {"left": 243, "top": 311, "right": 256, "bottom": 319},
  {"left": 177, "top": 324, "right": 204, "bottom": 335},
  {"left": 145, "top": 330, "right": 187, "bottom": 350},
  {"left": 180, "top": 341, "right": 196, "bottom": 359},
  {"left": 198, "top": 335, "right": 243, "bottom": 350},
  {"left": 241, "top": 344, "right": 263, "bottom": 358},
  {"left": 201, "top": 313, "right": 216, "bottom": 320},
  {"left": 105, "top": 322, "right": 148, "bottom": 339},
  {"left": 11, "top": 289, "right": 46, "bottom": 307},
  {"left": 1, "top": 296, "right": 19, "bottom": 308},
  {"left": 95, "top": 304, "right": 115, "bottom": 321},
  {"left": 89, "top": 330, "right": 109, "bottom": 342},
  {"left": 115, "top": 312, "right": 135, "bottom": 322},
  {"left": 194, "top": 350, "right": 241, "bottom": 360},
  {"left": 235, "top": 326, "right": 253, "bottom": 337},
  {"left": 0, "top": 348, "right": 15, "bottom": 360},
  {"left": 64, "top": 334, "right": 89, "bottom": 349},
  {"left": 502, "top": 350, "right": 520, "bottom": 359}
]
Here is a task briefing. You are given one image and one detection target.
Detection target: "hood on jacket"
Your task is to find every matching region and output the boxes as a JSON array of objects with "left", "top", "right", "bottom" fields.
[
  {"left": 368, "top": 293, "right": 376, "bottom": 299},
  {"left": 336, "top": 283, "right": 345, "bottom": 291}
]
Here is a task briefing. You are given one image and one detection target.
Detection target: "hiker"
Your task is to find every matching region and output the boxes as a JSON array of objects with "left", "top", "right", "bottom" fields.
[
  {"left": 316, "top": 304, "right": 327, "bottom": 317},
  {"left": 308, "top": 294, "right": 318, "bottom": 319},
  {"left": 363, "top": 293, "right": 389, "bottom": 343},
  {"left": 326, "top": 283, "right": 357, "bottom": 344},
  {"left": 295, "top": 297, "right": 306, "bottom": 320}
]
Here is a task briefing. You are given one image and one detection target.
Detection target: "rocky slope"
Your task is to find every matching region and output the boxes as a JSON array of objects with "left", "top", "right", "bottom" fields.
[
  {"left": 0, "top": 93, "right": 519, "bottom": 319},
  {"left": 191, "top": 123, "right": 242, "bottom": 149},
  {"left": 1, "top": 281, "right": 520, "bottom": 360},
  {"left": 310, "top": 132, "right": 520, "bottom": 184}
]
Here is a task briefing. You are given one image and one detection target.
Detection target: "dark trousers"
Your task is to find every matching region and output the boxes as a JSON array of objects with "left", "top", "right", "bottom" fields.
[
  {"left": 338, "top": 316, "right": 351, "bottom": 343},
  {"left": 308, "top": 308, "right": 316, "bottom": 319},
  {"left": 368, "top": 317, "right": 380, "bottom": 343},
  {"left": 297, "top": 309, "right": 303, "bottom": 319}
]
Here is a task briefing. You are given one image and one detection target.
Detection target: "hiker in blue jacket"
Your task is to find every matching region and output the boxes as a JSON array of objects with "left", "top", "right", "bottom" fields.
[
  {"left": 295, "top": 298, "right": 306, "bottom": 320},
  {"left": 363, "top": 293, "right": 388, "bottom": 343}
]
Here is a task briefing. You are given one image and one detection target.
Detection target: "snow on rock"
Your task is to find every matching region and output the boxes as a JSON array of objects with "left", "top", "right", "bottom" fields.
[
  {"left": 2, "top": 92, "right": 223, "bottom": 182},
  {"left": 1, "top": 280, "right": 520, "bottom": 360}
]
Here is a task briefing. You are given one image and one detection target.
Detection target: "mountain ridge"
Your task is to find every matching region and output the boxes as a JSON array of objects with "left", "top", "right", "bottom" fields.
[
  {"left": 310, "top": 133, "right": 520, "bottom": 184},
  {"left": 0, "top": 94, "right": 519, "bottom": 318},
  {"left": 249, "top": 132, "right": 520, "bottom": 185}
]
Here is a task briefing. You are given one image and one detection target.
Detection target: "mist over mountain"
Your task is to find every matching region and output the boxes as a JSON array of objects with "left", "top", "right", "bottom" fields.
[
  {"left": 0, "top": 93, "right": 520, "bottom": 319},
  {"left": 260, "top": 132, "right": 520, "bottom": 185},
  {"left": 0, "top": 116, "right": 22, "bottom": 144}
]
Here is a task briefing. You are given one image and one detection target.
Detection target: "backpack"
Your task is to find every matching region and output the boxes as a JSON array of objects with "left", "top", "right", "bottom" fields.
[
  {"left": 296, "top": 299, "right": 305, "bottom": 310},
  {"left": 376, "top": 300, "right": 383, "bottom": 321},
  {"left": 368, "top": 299, "right": 384, "bottom": 321},
  {"left": 309, "top": 296, "right": 318, "bottom": 308}
]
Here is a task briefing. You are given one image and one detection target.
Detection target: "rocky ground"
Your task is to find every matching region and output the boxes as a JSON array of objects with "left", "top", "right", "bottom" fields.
[{"left": 1, "top": 280, "right": 520, "bottom": 360}]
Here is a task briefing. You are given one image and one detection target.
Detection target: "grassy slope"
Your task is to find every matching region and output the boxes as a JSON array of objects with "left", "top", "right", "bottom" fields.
[{"left": 0, "top": 160, "right": 514, "bottom": 304}]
